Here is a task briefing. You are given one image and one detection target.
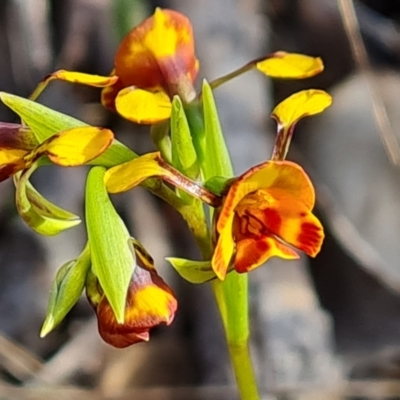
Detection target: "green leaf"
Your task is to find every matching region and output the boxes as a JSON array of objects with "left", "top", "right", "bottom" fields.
[
  {"left": 15, "top": 165, "right": 81, "bottom": 235},
  {"left": 166, "top": 257, "right": 216, "bottom": 284},
  {"left": 40, "top": 245, "right": 91, "bottom": 337},
  {"left": 0, "top": 92, "right": 136, "bottom": 167},
  {"left": 201, "top": 80, "right": 234, "bottom": 179},
  {"left": 85, "top": 166, "right": 135, "bottom": 323},
  {"left": 170, "top": 96, "right": 198, "bottom": 178}
]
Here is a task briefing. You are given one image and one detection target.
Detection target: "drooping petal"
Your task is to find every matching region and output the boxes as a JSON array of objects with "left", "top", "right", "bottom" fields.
[
  {"left": 41, "top": 126, "right": 114, "bottom": 166},
  {"left": 94, "top": 263, "right": 177, "bottom": 348},
  {"left": 114, "top": 8, "right": 199, "bottom": 91},
  {"left": 256, "top": 52, "right": 324, "bottom": 79},
  {"left": 234, "top": 236, "right": 299, "bottom": 273},
  {"left": 246, "top": 191, "right": 324, "bottom": 257},
  {"left": 211, "top": 211, "right": 236, "bottom": 280},
  {"left": 115, "top": 87, "right": 172, "bottom": 124}
]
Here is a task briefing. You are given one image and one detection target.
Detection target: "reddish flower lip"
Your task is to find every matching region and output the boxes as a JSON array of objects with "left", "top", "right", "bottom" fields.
[
  {"left": 211, "top": 160, "right": 324, "bottom": 279},
  {"left": 89, "top": 243, "right": 178, "bottom": 348}
]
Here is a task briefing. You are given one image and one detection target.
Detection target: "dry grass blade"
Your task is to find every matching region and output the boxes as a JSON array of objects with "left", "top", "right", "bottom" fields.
[
  {"left": 0, "top": 334, "right": 43, "bottom": 382},
  {"left": 337, "top": 0, "right": 400, "bottom": 166},
  {"left": 26, "top": 318, "right": 105, "bottom": 386}
]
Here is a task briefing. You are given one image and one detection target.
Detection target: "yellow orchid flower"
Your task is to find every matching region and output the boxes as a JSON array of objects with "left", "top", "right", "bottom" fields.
[
  {"left": 212, "top": 160, "right": 324, "bottom": 280},
  {"left": 87, "top": 240, "right": 177, "bottom": 348}
]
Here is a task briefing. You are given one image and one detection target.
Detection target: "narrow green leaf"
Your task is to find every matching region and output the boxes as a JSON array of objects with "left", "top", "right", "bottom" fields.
[
  {"left": 201, "top": 80, "right": 234, "bottom": 179},
  {"left": 40, "top": 245, "right": 91, "bottom": 337},
  {"left": 0, "top": 92, "right": 136, "bottom": 167},
  {"left": 170, "top": 96, "right": 198, "bottom": 178},
  {"left": 15, "top": 166, "right": 81, "bottom": 235},
  {"left": 85, "top": 166, "right": 134, "bottom": 323},
  {"left": 167, "top": 257, "right": 216, "bottom": 284}
]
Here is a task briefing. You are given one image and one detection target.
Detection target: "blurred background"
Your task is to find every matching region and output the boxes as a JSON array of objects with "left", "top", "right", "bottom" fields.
[{"left": 2, "top": 0, "right": 400, "bottom": 399}]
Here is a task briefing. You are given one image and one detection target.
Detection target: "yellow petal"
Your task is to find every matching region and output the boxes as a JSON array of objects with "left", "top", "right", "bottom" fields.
[
  {"left": 30, "top": 71, "right": 119, "bottom": 101},
  {"left": 256, "top": 52, "right": 324, "bottom": 79},
  {"left": 0, "top": 148, "right": 28, "bottom": 165},
  {"left": 52, "top": 70, "right": 119, "bottom": 87},
  {"left": 43, "top": 127, "right": 114, "bottom": 166},
  {"left": 115, "top": 87, "right": 172, "bottom": 124},
  {"left": 271, "top": 89, "right": 332, "bottom": 129},
  {"left": 105, "top": 152, "right": 174, "bottom": 193},
  {"left": 211, "top": 212, "right": 236, "bottom": 280}
]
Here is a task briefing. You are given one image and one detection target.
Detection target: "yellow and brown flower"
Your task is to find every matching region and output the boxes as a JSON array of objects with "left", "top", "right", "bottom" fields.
[
  {"left": 211, "top": 161, "right": 324, "bottom": 280},
  {"left": 88, "top": 244, "right": 177, "bottom": 348}
]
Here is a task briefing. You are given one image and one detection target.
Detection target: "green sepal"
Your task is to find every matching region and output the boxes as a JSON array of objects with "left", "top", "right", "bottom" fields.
[
  {"left": 170, "top": 96, "right": 198, "bottom": 179},
  {"left": 15, "top": 163, "right": 81, "bottom": 235},
  {"left": 166, "top": 257, "right": 216, "bottom": 284},
  {"left": 0, "top": 92, "right": 136, "bottom": 167},
  {"left": 40, "top": 244, "right": 91, "bottom": 337},
  {"left": 201, "top": 80, "right": 234, "bottom": 179},
  {"left": 85, "top": 166, "right": 135, "bottom": 323}
]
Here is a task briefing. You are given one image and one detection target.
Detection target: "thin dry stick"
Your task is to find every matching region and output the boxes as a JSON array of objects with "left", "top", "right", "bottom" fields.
[{"left": 337, "top": 0, "right": 400, "bottom": 166}]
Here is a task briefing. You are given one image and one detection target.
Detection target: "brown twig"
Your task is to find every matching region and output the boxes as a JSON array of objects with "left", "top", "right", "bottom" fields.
[{"left": 337, "top": 0, "right": 400, "bottom": 166}]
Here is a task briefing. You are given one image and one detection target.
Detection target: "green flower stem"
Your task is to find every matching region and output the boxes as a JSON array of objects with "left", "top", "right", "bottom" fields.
[
  {"left": 185, "top": 95, "right": 260, "bottom": 400},
  {"left": 212, "top": 276, "right": 260, "bottom": 400},
  {"left": 207, "top": 63, "right": 254, "bottom": 92}
]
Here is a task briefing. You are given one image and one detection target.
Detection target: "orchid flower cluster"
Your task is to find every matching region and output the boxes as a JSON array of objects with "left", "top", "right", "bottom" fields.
[{"left": 0, "top": 8, "right": 331, "bottom": 399}]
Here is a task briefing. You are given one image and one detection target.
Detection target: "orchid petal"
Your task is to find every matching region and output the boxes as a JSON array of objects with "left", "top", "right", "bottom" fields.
[
  {"left": 105, "top": 152, "right": 173, "bottom": 193},
  {"left": 256, "top": 52, "right": 324, "bottom": 79},
  {"left": 51, "top": 70, "right": 119, "bottom": 87},
  {"left": 42, "top": 127, "right": 114, "bottom": 166},
  {"left": 234, "top": 236, "right": 299, "bottom": 273},
  {"left": 271, "top": 89, "right": 332, "bottom": 130},
  {"left": 250, "top": 194, "right": 324, "bottom": 257},
  {"left": 211, "top": 211, "right": 236, "bottom": 280},
  {"left": 216, "top": 161, "right": 315, "bottom": 235},
  {"left": 114, "top": 8, "right": 198, "bottom": 89},
  {"left": 115, "top": 87, "right": 172, "bottom": 124},
  {"left": 94, "top": 262, "right": 177, "bottom": 348}
]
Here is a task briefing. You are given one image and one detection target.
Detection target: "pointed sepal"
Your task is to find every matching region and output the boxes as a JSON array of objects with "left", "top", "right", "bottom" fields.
[{"left": 40, "top": 245, "right": 91, "bottom": 337}]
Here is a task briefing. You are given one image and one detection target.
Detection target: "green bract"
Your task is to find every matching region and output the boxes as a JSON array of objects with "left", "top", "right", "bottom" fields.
[
  {"left": 41, "top": 245, "right": 91, "bottom": 337},
  {"left": 15, "top": 164, "right": 81, "bottom": 235},
  {"left": 85, "top": 167, "right": 135, "bottom": 324},
  {"left": 171, "top": 96, "right": 198, "bottom": 178},
  {"left": 167, "top": 257, "right": 216, "bottom": 284}
]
